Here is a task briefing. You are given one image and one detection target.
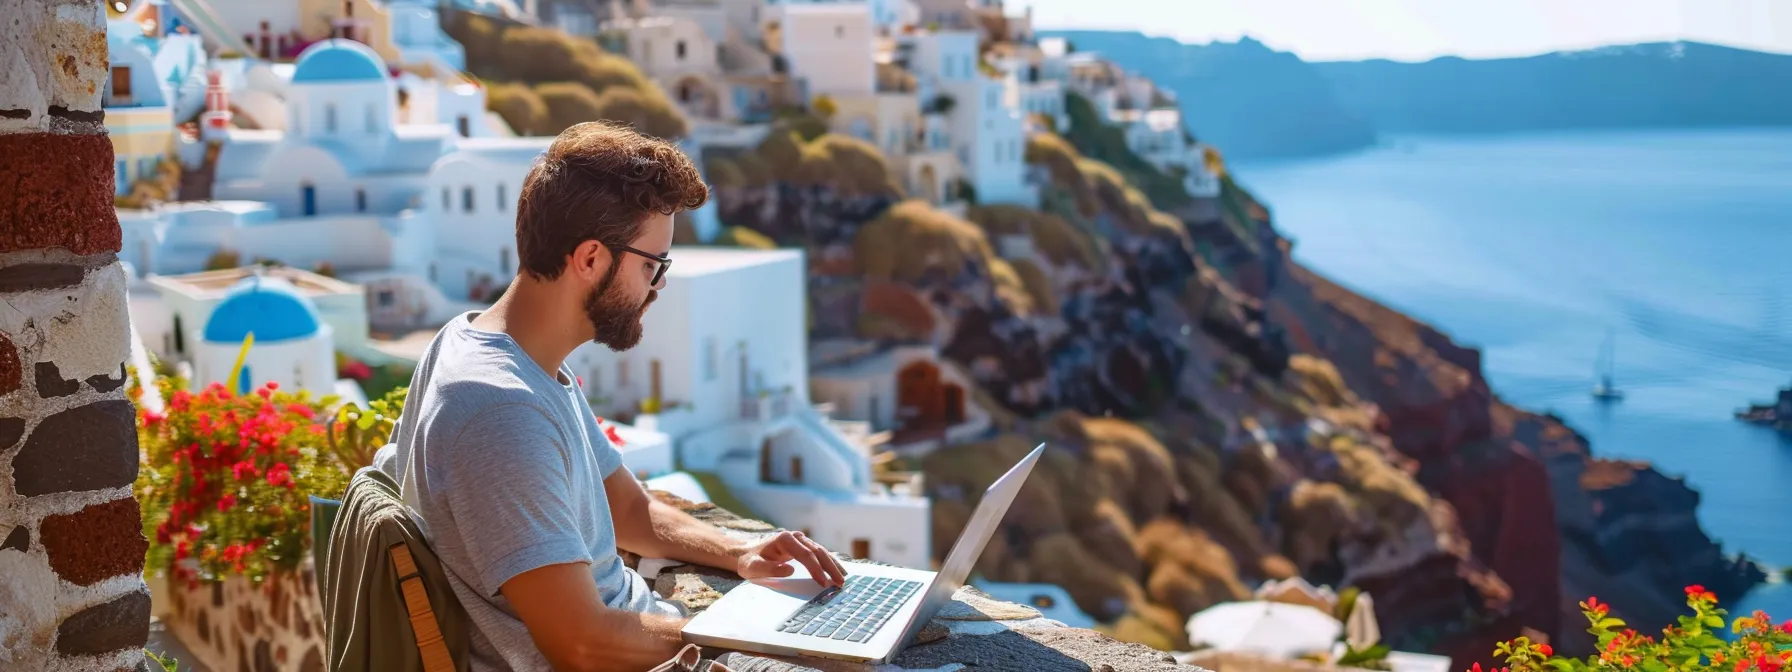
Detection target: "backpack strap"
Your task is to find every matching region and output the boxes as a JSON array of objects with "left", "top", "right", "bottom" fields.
[{"left": 388, "top": 542, "right": 456, "bottom": 672}]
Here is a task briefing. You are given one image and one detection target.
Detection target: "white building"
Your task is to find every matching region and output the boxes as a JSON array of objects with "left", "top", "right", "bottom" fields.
[
  {"left": 423, "top": 137, "right": 555, "bottom": 302},
  {"left": 808, "top": 341, "right": 990, "bottom": 452},
  {"left": 566, "top": 248, "right": 932, "bottom": 569},
  {"left": 121, "top": 40, "right": 535, "bottom": 343},
  {"left": 138, "top": 267, "right": 362, "bottom": 398},
  {"left": 104, "top": 8, "right": 210, "bottom": 195},
  {"left": 897, "top": 30, "right": 1032, "bottom": 207},
  {"left": 764, "top": 2, "right": 875, "bottom": 98}
]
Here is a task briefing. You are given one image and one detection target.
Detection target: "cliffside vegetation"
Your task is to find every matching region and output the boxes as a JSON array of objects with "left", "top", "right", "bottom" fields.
[
  {"left": 444, "top": 11, "right": 686, "bottom": 138},
  {"left": 1061, "top": 92, "right": 1192, "bottom": 211}
]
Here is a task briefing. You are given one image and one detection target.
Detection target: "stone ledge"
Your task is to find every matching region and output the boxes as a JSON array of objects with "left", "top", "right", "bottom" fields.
[
  {"left": 633, "top": 491, "right": 1203, "bottom": 672},
  {"left": 154, "top": 488, "right": 1204, "bottom": 671}
]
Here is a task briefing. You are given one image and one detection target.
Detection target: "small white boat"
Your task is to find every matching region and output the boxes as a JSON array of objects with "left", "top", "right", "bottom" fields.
[{"left": 1592, "top": 330, "right": 1624, "bottom": 402}]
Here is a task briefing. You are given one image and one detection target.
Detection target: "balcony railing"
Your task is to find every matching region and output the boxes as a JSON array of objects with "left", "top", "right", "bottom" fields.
[{"left": 739, "top": 388, "right": 794, "bottom": 422}]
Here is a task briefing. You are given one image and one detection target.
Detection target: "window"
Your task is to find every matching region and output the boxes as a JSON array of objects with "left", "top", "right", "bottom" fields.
[
  {"left": 703, "top": 336, "right": 718, "bottom": 381},
  {"left": 676, "top": 40, "right": 687, "bottom": 60},
  {"left": 1032, "top": 594, "right": 1057, "bottom": 609},
  {"left": 499, "top": 247, "right": 511, "bottom": 275},
  {"left": 355, "top": 188, "right": 367, "bottom": 212},
  {"left": 618, "top": 360, "right": 631, "bottom": 387},
  {"left": 850, "top": 538, "right": 870, "bottom": 560},
  {"left": 110, "top": 66, "right": 132, "bottom": 101},
  {"left": 325, "top": 103, "right": 337, "bottom": 133},
  {"left": 497, "top": 183, "right": 507, "bottom": 211},
  {"left": 441, "top": 187, "right": 450, "bottom": 211},
  {"left": 462, "top": 186, "right": 474, "bottom": 213},
  {"left": 376, "top": 289, "right": 394, "bottom": 307}
]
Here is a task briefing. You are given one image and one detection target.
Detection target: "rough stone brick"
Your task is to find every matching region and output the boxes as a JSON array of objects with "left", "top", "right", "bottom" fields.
[
  {"left": 0, "top": 133, "right": 120, "bottom": 255},
  {"left": 41, "top": 497, "right": 147, "bottom": 586},
  {"left": 1, "top": 525, "right": 27, "bottom": 552},
  {"left": 11, "top": 400, "right": 138, "bottom": 497},
  {"left": 0, "top": 417, "right": 23, "bottom": 452},
  {"left": 87, "top": 363, "right": 128, "bottom": 393},
  {"left": 55, "top": 589, "right": 151, "bottom": 656},
  {"left": 35, "top": 361, "right": 81, "bottom": 398},
  {"left": 7, "top": 261, "right": 132, "bottom": 381},
  {"left": 0, "top": 333, "right": 19, "bottom": 395},
  {"left": 0, "top": 262, "right": 86, "bottom": 291}
]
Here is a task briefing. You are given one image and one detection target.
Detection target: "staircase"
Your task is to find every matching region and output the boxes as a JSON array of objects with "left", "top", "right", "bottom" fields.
[
  {"left": 167, "top": 0, "right": 256, "bottom": 57},
  {"left": 793, "top": 408, "right": 871, "bottom": 491}
]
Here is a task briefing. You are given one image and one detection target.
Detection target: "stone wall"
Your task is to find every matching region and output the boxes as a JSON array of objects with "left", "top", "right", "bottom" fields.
[
  {"left": 158, "top": 565, "right": 326, "bottom": 672},
  {"left": 1, "top": 1, "right": 151, "bottom": 669}
]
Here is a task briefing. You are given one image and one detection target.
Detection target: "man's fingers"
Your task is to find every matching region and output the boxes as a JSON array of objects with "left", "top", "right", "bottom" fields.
[
  {"left": 780, "top": 535, "right": 831, "bottom": 587},
  {"left": 793, "top": 532, "right": 846, "bottom": 586},
  {"left": 802, "top": 537, "right": 849, "bottom": 584}
]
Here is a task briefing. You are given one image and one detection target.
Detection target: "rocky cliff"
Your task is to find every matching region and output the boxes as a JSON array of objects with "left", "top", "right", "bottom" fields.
[{"left": 705, "top": 113, "right": 1757, "bottom": 666}]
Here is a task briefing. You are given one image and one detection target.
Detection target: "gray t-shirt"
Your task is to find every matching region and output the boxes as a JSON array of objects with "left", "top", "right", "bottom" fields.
[{"left": 379, "top": 312, "right": 679, "bottom": 671}]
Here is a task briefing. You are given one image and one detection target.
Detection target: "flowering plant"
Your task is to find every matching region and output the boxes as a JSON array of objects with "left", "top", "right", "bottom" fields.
[
  {"left": 132, "top": 373, "right": 394, "bottom": 583},
  {"left": 1478, "top": 586, "right": 1792, "bottom": 672}
]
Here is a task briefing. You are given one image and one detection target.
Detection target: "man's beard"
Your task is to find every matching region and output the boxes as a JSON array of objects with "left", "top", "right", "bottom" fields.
[{"left": 585, "top": 264, "right": 656, "bottom": 352}]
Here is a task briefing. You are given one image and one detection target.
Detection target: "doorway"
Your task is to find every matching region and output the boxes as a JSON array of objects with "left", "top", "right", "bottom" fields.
[
  {"left": 850, "top": 538, "right": 870, "bottom": 560},
  {"left": 301, "top": 183, "right": 318, "bottom": 216}
]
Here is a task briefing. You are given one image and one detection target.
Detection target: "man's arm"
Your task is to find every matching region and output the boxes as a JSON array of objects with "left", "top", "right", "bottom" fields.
[
  {"left": 501, "top": 562, "right": 685, "bottom": 672},
  {"left": 606, "top": 469, "right": 847, "bottom": 586}
]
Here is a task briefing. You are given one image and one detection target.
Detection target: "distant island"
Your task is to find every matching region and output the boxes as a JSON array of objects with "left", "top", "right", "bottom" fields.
[
  {"left": 1737, "top": 386, "right": 1792, "bottom": 432},
  {"left": 1043, "top": 31, "right": 1792, "bottom": 159}
]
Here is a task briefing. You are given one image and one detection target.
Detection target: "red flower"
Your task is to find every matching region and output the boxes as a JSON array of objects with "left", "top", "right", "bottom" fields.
[
  {"left": 1586, "top": 596, "right": 1610, "bottom": 617},
  {"left": 217, "top": 493, "right": 237, "bottom": 511},
  {"left": 1472, "top": 663, "right": 1484, "bottom": 672},
  {"left": 1536, "top": 644, "right": 1552, "bottom": 658},
  {"left": 231, "top": 460, "right": 258, "bottom": 481},
  {"left": 603, "top": 421, "right": 625, "bottom": 448},
  {"left": 266, "top": 462, "right": 294, "bottom": 489}
]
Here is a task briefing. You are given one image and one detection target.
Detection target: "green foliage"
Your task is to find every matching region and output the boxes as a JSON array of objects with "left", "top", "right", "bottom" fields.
[
  {"left": 717, "top": 226, "right": 776, "bottom": 250},
  {"left": 774, "top": 109, "right": 830, "bottom": 141},
  {"left": 751, "top": 127, "right": 903, "bottom": 197},
  {"left": 203, "top": 249, "right": 240, "bottom": 271},
  {"left": 145, "top": 651, "right": 179, "bottom": 672},
  {"left": 134, "top": 377, "right": 357, "bottom": 583},
  {"left": 811, "top": 94, "right": 839, "bottom": 120},
  {"left": 1336, "top": 644, "right": 1392, "bottom": 670},
  {"left": 446, "top": 9, "right": 685, "bottom": 138},
  {"left": 487, "top": 81, "right": 549, "bottom": 136},
  {"left": 324, "top": 386, "right": 408, "bottom": 471},
  {"left": 1061, "top": 92, "right": 1192, "bottom": 211},
  {"left": 534, "top": 82, "right": 605, "bottom": 135},
  {"left": 1486, "top": 588, "right": 1792, "bottom": 672}
]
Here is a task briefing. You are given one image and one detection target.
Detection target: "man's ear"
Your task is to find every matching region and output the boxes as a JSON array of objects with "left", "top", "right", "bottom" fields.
[{"left": 570, "top": 240, "right": 610, "bottom": 281}]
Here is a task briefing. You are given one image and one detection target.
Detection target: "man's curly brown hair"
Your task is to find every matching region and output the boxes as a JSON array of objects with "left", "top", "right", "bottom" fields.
[{"left": 515, "top": 121, "right": 710, "bottom": 280}]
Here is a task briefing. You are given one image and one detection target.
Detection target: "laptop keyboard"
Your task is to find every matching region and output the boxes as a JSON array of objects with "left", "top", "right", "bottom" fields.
[{"left": 776, "top": 575, "right": 923, "bottom": 643}]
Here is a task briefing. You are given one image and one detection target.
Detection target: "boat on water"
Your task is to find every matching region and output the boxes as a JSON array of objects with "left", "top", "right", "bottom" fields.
[{"left": 1591, "top": 330, "right": 1625, "bottom": 402}]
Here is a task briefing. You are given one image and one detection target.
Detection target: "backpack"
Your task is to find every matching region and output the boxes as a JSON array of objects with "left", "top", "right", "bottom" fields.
[{"left": 313, "top": 467, "right": 470, "bottom": 672}]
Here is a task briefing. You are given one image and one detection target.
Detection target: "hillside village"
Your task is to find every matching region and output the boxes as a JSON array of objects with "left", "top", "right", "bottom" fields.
[{"left": 93, "top": 1, "right": 1761, "bottom": 671}]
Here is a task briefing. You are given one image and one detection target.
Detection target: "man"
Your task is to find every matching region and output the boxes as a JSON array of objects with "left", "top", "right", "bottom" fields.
[{"left": 382, "top": 122, "right": 849, "bottom": 671}]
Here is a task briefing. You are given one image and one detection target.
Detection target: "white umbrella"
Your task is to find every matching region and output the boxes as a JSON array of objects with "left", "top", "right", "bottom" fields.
[{"left": 1186, "top": 601, "right": 1343, "bottom": 660}]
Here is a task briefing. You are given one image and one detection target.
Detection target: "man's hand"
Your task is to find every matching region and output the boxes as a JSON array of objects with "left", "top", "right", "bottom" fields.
[{"left": 735, "top": 530, "right": 848, "bottom": 587}]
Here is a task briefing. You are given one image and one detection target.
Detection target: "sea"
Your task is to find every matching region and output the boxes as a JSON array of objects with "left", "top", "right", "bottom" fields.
[{"left": 1231, "top": 128, "right": 1792, "bottom": 619}]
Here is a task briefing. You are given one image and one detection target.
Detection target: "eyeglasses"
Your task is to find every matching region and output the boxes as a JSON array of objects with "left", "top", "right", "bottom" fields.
[{"left": 610, "top": 243, "right": 672, "bottom": 286}]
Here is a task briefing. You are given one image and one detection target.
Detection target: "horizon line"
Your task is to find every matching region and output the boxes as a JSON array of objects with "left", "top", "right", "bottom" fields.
[{"left": 1030, "top": 26, "right": 1792, "bottom": 64}]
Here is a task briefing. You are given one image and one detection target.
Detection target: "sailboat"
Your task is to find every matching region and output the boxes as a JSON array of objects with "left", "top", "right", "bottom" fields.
[{"left": 1591, "top": 330, "right": 1625, "bottom": 402}]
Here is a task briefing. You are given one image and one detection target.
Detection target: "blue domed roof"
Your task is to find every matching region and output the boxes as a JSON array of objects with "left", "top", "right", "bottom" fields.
[
  {"left": 203, "top": 275, "right": 324, "bottom": 344},
  {"left": 291, "top": 39, "right": 389, "bottom": 83}
]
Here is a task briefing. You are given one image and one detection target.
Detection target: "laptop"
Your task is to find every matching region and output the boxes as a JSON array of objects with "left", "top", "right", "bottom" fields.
[{"left": 681, "top": 443, "right": 1047, "bottom": 664}]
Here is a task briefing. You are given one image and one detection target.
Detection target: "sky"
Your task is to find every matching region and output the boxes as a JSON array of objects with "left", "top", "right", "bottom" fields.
[{"left": 1016, "top": 0, "right": 1792, "bottom": 62}]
